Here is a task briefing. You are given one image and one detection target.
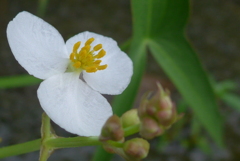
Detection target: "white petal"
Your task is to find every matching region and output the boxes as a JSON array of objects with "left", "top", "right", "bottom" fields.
[
  {"left": 37, "top": 72, "right": 112, "bottom": 136},
  {"left": 7, "top": 11, "right": 69, "bottom": 79},
  {"left": 66, "top": 31, "right": 133, "bottom": 95}
]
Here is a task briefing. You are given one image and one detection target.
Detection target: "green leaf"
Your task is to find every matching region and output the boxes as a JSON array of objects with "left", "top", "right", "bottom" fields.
[
  {"left": 213, "top": 80, "right": 237, "bottom": 97},
  {"left": 197, "top": 137, "right": 212, "bottom": 155},
  {"left": 221, "top": 93, "right": 240, "bottom": 111},
  {"left": 0, "top": 75, "right": 41, "bottom": 89},
  {"left": 113, "top": 43, "right": 147, "bottom": 115},
  {"left": 143, "top": 0, "right": 223, "bottom": 146},
  {"left": 191, "top": 118, "right": 212, "bottom": 155},
  {"left": 37, "top": 0, "right": 49, "bottom": 17},
  {"left": 148, "top": 39, "right": 223, "bottom": 146}
]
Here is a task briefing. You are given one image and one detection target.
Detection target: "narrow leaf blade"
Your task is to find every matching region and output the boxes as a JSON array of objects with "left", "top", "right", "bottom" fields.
[
  {"left": 0, "top": 75, "right": 41, "bottom": 89},
  {"left": 148, "top": 37, "right": 223, "bottom": 146}
]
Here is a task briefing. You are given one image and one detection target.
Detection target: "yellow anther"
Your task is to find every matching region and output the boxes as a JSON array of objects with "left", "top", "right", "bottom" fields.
[
  {"left": 93, "top": 60, "right": 102, "bottom": 65},
  {"left": 87, "top": 54, "right": 93, "bottom": 60},
  {"left": 98, "top": 64, "right": 108, "bottom": 70},
  {"left": 79, "top": 50, "right": 87, "bottom": 56},
  {"left": 95, "top": 49, "right": 106, "bottom": 59},
  {"left": 86, "top": 67, "right": 98, "bottom": 73},
  {"left": 73, "top": 61, "right": 81, "bottom": 68},
  {"left": 73, "top": 41, "right": 81, "bottom": 53},
  {"left": 69, "top": 38, "right": 108, "bottom": 73},
  {"left": 82, "top": 45, "right": 91, "bottom": 52},
  {"left": 85, "top": 38, "right": 95, "bottom": 46},
  {"left": 79, "top": 50, "right": 87, "bottom": 59},
  {"left": 70, "top": 53, "right": 75, "bottom": 61},
  {"left": 93, "top": 44, "right": 102, "bottom": 51}
]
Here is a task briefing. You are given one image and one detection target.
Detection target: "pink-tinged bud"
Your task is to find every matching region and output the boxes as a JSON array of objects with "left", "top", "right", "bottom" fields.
[
  {"left": 157, "top": 83, "right": 173, "bottom": 111},
  {"left": 158, "top": 105, "right": 184, "bottom": 128},
  {"left": 146, "top": 106, "right": 158, "bottom": 116},
  {"left": 123, "top": 138, "right": 150, "bottom": 160},
  {"left": 121, "top": 109, "right": 140, "bottom": 128},
  {"left": 102, "top": 144, "right": 116, "bottom": 154},
  {"left": 138, "top": 94, "right": 149, "bottom": 118},
  {"left": 138, "top": 83, "right": 174, "bottom": 119},
  {"left": 137, "top": 82, "right": 183, "bottom": 139},
  {"left": 157, "top": 109, "right": 172, "bottom": 120},
  {"left": 159, "top": 96, "right": 172, "bottom": 110},
  {"left": 99, "top": 115, "right": 124, "bottom": 142},
  {"left": 139, "top": 117, "right": 164, "bottom": 140}
]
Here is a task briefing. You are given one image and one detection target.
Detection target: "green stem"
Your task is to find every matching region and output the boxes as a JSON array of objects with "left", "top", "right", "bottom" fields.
[
  {"left": 0, "top": 136, "right": 101, "bottom": 159},
  {"left": 40, "top": 113, "right": 55, "bottom": 161},
  {"left": 0, "top": 122, "right": 140, "bottom": 159},
  {"left": 46, "top": 136, "right": 101, "bottom": 148},
  {"left": 124, "top": 124, "right": 140, "bottom": 137},
  {"left": 41, "top": 113, "right": 52, "bottom": 139},
  {"left": 106, "top": 140, "right": 124, "bottom": 148},
  {"left": 0, "top": 139, "right": 41, "bottom": 159},
  {"left": 39, "top": 146, "right": 52, "bottom": 161}
]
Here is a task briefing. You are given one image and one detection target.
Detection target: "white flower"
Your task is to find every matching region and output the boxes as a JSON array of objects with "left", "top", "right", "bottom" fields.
[{"left": 6, "top": 11, "right": 133, "bottom": 136}]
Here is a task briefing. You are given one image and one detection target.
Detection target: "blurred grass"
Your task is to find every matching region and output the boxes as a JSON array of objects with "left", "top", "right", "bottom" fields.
[
  {"left": 37, "top": 0, "right": 49, "bottom": 17},
  {"left": 0, "top": 75, "right": 41, "bottom": 89}
]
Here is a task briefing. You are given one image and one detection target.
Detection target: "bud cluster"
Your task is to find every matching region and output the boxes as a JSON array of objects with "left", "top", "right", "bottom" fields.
[
  {"left": 99, "top": 114, "right": 149, "bottom": 161},
  {"left": 138, "top": 83, "right": 183, "bottom": 139},
  {"left": 99, "top": 82, "right": 183, "bottom": 160}
]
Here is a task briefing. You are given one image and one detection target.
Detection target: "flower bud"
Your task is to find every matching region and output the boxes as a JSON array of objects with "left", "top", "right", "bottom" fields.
[
  {"left": 159, "top": 95, "right": 172, "bottom": 110},
  {"left": 156, "top": 105, "right": 177, "bottom": 128},
  {"left": 121, "top": 109, "right": 140, "bottom": 128},
  {"left": 123, "top": 138, "right": 150, "bottom": 160},
  {"left": 158, "top": 85, "right": 173, "bottom": 109},
  {"left": 138, "top": 82, "right": 183, "bottom": 139},
  {"left": 139, "top": 117, "right": 164, "bottom": 139},
  {"left": 102, "top": 144, "right": 117, "bottom": 154},
  {"left": 99, "top": 115, "right": 124, "bottom": 142},
  {"left": 157, "top": 109, "right": 172, "bottom": 120}
]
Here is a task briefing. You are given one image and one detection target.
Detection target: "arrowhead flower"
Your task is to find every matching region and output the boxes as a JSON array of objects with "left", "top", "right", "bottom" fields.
[{"left": 6, "top": 11, "right": 133, "bottom": 136}]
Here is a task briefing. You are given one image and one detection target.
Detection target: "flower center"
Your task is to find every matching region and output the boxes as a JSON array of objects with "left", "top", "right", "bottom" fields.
[{"left": 69, "top": 37, "right": 108, "bottom": 73}]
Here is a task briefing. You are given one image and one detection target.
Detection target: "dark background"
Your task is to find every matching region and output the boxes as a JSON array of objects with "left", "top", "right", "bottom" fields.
[{"left": 1, "top": 0, "right": 240, "bottom": 160}]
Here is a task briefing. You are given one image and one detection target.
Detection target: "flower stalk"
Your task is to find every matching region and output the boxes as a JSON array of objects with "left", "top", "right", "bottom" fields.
[
  {"left": 0, "top": 114, "right": 141, "bottom": 159},
  {"left": 0, "top": 139, "right": 41, "bottom": 159},
  {"left": 40, "top": 113, "right": 57, "bottom": 161}
]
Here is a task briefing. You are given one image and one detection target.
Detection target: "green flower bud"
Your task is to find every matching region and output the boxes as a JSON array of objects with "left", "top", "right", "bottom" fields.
[
  {"left": 139, "top": 117, "right": 163, "bottom": 139},
  {"left": 121, "top": 109, "right": 140, "bottom": 128},
  {"left": 123, "top": 138, "right": 150, "bottom": 160},
  {"left": 99, "top": 115, "right": 124, "bottom": 142}
]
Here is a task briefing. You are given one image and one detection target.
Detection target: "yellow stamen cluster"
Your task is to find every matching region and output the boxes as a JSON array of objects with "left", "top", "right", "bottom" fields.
[{"left": 69, "top": 37, "right": 108, "bottom": 73}]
